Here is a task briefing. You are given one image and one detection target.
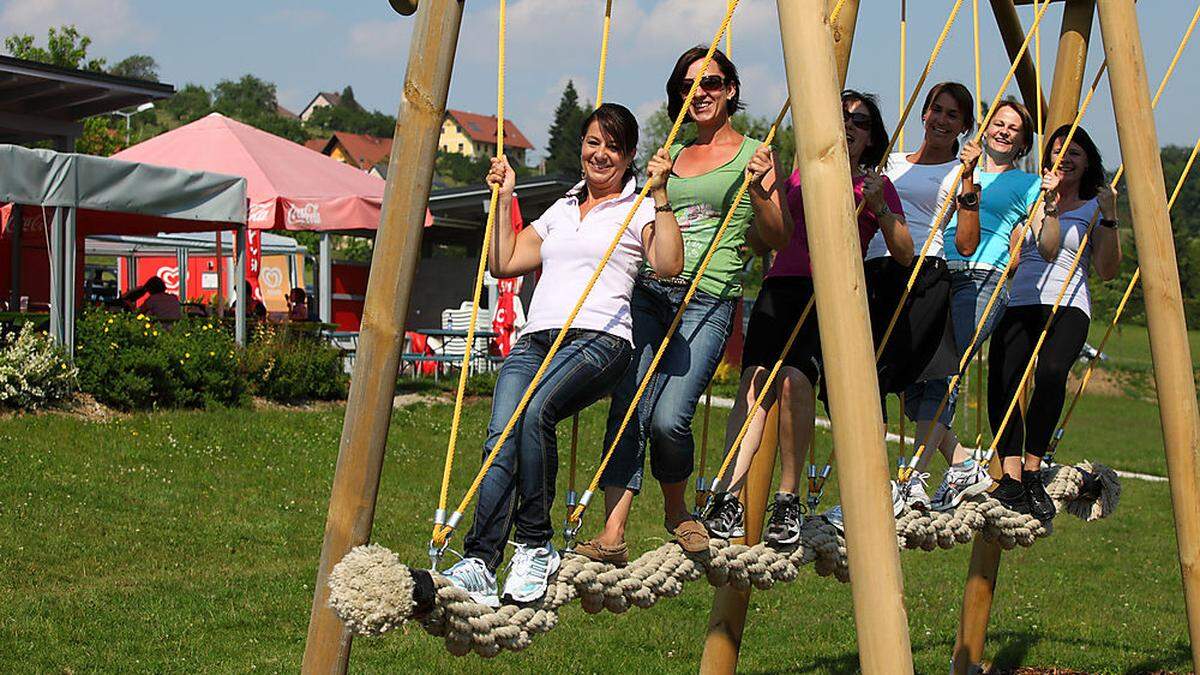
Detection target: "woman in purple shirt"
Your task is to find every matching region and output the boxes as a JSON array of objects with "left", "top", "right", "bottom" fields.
[{"left": 703, "top": 91, "right": 914, "bottom": 546}]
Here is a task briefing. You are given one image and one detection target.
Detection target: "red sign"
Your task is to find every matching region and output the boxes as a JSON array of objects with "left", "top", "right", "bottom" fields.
[
  {"left": 246, "top": 229, "right": 263, "bottom": 303},
  {"left": 491, "top": 195, "right": 525, "bottom": 356}
]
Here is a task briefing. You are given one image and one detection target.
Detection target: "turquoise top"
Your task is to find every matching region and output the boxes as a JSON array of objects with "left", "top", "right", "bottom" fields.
[{"left": 944, "top": 167, "right": 1041, "bottom": 269}]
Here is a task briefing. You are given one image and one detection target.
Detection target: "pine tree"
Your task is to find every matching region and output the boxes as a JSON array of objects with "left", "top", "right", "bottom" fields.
[{"left": 544, "top": 81, "right": 588, "bottom": 177}]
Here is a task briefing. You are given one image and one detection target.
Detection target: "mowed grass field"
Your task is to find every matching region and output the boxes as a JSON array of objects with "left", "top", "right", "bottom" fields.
[{"left": 0, "top": 325, "right": 1195, "bottom": 673}]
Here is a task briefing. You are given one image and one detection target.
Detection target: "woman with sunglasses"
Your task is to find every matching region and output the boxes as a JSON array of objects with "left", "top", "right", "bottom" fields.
[
  {"left": 575, "top": 47, "right": 791, "bottom": 565},
  {"left": 441, "top": 104, "right": 684, "bottom": 606},
  {"left": 703, "top": 90, "right": 913, "bottom": 546},
  {"left": 988, "top": 125, "right": 1120, "bottom": 521},
  {"left": 914, "top": 99, "right": 1046, "bottom": 513},
  {"left": 864, "top": 82, "right": 976, "bottom": 511}
]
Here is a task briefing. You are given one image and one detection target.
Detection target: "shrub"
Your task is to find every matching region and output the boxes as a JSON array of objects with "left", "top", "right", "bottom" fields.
[
  {"left": 75, "top": 311, "right": 247, "bottom": 410},
  {"left": 244, "top": 324, "right": 348, "bottom": 402},
  {"left": 0, "top": 323, "right": 77, "bottom": 410}
]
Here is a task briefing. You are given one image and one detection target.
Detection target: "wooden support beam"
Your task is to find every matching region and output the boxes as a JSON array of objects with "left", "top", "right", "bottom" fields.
[
  {"left": 991, "top": 0, "right": 1050, "bottom": 119},
  {"left": 1097, "top": 1, "right": 1200, "bottom": 671},
  {"left": 951, "top": 459, "right": 1005, "bottom": 674},
  {"left": 700, "top": 407, "right": 781, "bottom": 675},
  {"left": 1046, "top": 0, "right": 1095, "bottom": 132},
  {"left": 300, "top": 1, "right": 465, "bottom": 672},
  {"left": 830, "top": 0, "right": 861, "bottom": 86},
  {"left": 777, "top": 1, "right": 914, "bottom": 672}
]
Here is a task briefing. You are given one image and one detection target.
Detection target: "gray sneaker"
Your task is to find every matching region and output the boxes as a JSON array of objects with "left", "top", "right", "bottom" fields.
[
  {"left": 442, "top": 556, "right": 500, "bottom": 608},
  {"left": 931, "top": 459, "right": 994, "bottom": 511},
  {"left": 501, "top": 542, "right": 561, "bottom": 605},
  {"left": 904, "top": 473, "right": 932, "bottom": 511},
  {"left": 822, "top": 505, "right": 844, "bottom": 534}
]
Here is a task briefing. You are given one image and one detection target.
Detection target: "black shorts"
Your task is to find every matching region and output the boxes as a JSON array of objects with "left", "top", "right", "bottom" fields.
[
  {"left": 741, "top": 276, "right": 822, "bottom": 385},
  {"left": 866, "top": 256, "right": 952, "bottom": 394}
]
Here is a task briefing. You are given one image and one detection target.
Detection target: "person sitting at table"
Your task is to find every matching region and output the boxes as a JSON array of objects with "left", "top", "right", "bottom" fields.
[
  {"left": 231, "top": 282, "right": 267, "bottom": 320},
  {"left": 287, "top": 287, "right": 310, "bottom": 321},
  {"left": 121, "top": 276, "right": 182, "bottom": 320}
]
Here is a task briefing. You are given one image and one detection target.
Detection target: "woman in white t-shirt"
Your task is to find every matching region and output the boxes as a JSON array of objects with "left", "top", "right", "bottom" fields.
[
  {"left": 988, "top": 125, "right": 1121, "bottom": 521},
  {"left": 863, "top": 81, "right": 975, "bottom": 510},
  {"left": 442, "top": 103, "right": 684, "bottom": 608}
]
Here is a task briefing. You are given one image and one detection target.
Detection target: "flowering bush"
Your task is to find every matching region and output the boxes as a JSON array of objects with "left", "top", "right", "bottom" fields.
[
  {"left": 76, "top": 311, "right": 248, "bottom": 410},
  {"left": 244, "top": 323, "right": 348, "bottom": 402},
  {"left": 0, "top": 323, "right": 77, "bottom": 410}
]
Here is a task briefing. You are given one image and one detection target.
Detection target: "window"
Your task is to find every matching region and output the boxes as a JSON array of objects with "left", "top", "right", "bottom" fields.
[{"left": 458, "top": 142, "right": 464, "bottom": 152}]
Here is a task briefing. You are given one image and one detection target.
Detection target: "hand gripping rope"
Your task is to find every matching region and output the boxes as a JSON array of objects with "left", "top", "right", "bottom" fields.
[
  {"left": 430, "top": 0, "right": 508, "bottom": 569},
  {"left": 901, "top": 1, "right": 1200, "bottom": 482},
  {"left": 703, "top": 0, "right": 968, "bottom": 503},
  {"left": 430, "top": 0, "right": 742, "bottom": 555}
]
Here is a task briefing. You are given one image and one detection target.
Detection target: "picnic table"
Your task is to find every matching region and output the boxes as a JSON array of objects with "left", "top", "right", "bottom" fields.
[{"left": 402, "top": 327, "right": 500, "bottom": 379}]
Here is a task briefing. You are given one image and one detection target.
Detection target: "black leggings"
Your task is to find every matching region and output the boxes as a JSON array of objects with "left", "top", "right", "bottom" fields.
[{"left": 988, "top": 304, "right": 1090, "bottom": 459}]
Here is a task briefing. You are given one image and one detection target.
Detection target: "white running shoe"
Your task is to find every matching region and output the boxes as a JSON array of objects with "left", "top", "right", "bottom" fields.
[
  {"left": 931, "top": 459, "right": 995, "bottom": 511},
  {"left": 822, "top": 505, "right": 845, "bottom": 534},
  {"left": 501, "top": 542, "right": 561, "bottom": 605},
  {"left": 905, "top": 473, "right": 932, "bottom": 512},
  {"left": 442, "top": 556, "right": 500, "bottom": 608},
  {"left": 890, "top": 481, "right": 906, "bottom": 517}
]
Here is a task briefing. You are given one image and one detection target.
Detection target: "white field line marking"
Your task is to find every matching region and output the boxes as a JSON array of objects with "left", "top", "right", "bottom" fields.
[{"left": 706, "top": 395, "right": 1168, "bottom": 483}]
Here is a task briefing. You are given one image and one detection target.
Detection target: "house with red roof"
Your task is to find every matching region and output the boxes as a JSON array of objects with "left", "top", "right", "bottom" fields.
[
  {"left": 439, "top": 109, "right": 532, "bottom": 165},
  {"left": 307, "top": 131, "right": 393, "bottom": 178}
]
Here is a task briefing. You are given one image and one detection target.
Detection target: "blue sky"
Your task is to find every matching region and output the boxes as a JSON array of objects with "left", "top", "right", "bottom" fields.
[{"left": 3, "top": 0, "right": 1198, "bottom": 166}]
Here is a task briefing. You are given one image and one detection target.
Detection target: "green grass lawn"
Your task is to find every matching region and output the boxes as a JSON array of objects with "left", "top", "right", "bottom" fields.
[{"left": 0, "top": 379, "right": 1193, "bottom": 673}]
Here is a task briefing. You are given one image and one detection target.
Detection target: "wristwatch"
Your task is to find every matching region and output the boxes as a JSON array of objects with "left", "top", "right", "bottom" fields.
[
  {"left": 1100, "top": 217, "right": 1119, "bottom": 229},
  {"left": 957, "top": 191, "right": 980, "bottom": 210},
  {"left": 654, "top": 202, "right": 673, "bottom": 213}
]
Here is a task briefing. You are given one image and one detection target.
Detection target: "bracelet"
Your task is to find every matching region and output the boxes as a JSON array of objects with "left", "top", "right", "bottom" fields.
[
  {"left": 654, "top": 203, "right": 673, "bottom": 213},
  {"left": 1100, "top": 218, "right": 1118, "bottom": 229}
]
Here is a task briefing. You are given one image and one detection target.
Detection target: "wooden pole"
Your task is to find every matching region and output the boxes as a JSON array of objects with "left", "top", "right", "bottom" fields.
[
  {"left": 1097, "top": 1, "right": 1200, "bottom": 669},
  {"left": 990, "top": 0, "right": 1050, "bottom": 119},
  {"left": 829, "top": 0, "right": 861, "bottom": 86},
  {"left": 300, "top": 1, "right": 464, "bottom": 673},
  {"left": 777, "top": 1, "right": 914, "bottom": 671},
  {"left": 1046, "top": 0, "right": 1095, "bottom": 132},
  {"left": 951, "top": 10, "right": 1092, "bottom": 668},
  {"left": 700, "top": 406, "right": 780, "bottom": 675}
]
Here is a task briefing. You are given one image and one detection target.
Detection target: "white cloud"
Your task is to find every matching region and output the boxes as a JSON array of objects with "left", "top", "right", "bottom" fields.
[
  {"left": 345, "top": 18, "right": 412, "bottom": 60},
  {"left": 0, "top": 0, "right": 149, "bottom": 47},
  {"left": 268, "top": 8, "right": 333, "bottom": 29}
]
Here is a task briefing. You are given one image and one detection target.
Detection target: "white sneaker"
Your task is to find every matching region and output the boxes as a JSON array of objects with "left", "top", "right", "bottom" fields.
[
  {"left": 822, "top": 505, "right": 844, "bottom": 533},
  {"left": 931, "top": 459, "right": 995, "bottom": 511},
  {"left": 905, "top": 473, "right": 932, "bottom": 511},
  {"left": 890, "top": 481, "right": 906, "bottom": 517},
  {"left": 501, "top": 542, "right": 561, "bottom": 604},
  {"left": 442, "top": 556, "right": 500, "bottom": 608}
]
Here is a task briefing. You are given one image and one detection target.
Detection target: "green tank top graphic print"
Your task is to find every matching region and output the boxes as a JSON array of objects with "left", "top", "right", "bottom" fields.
[{"left": 660, "top": 136, "right": 759, "bottom": 299}]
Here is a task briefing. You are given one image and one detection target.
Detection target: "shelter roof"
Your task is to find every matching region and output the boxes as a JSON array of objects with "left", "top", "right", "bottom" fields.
[
  {"left": 0, "top": 55, "right": 174, "bottom": 144},
  {"left": 323, "top": 132, "right": 393, "bottom": 170},
  {"left": 113, "top": 113, "right": 385, "bottom": 232},
  {"left": 446, "top": 109, "right": 534, "bottom": 150}
]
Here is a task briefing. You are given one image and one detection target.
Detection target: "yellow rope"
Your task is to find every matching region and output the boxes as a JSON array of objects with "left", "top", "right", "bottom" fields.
[
  {"left": 568, "top": 101, "right": 790, "bottom": 527},
  {"left": 726, "top": 0, "right": 735, "bottom": 55},
  {"left": 899, "top": 0, "right": 907, "bottom": 152},
  {"left": 1050, "top": 138, "right": 1200, "bottom": 449},
  {"left": 595, "top": 0, "right": 613, "bottom": 105},
  {"left": 434, "top": 0, "right": 741, "bottom": 546},
  {"left": 1034, "top": 0, "right": 1043, "bottom": 167},
  {"left": 981, "top": 1, "right": 1200, "bottom": 464},
  {"left": 973, "top": 0, "right": 983, "bottom": 123},
  {"left": 432, "top": 0, "right": 506, "bottom": 536}
]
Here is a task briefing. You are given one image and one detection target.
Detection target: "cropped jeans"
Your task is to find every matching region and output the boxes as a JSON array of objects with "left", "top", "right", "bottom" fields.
[
  {"left": 464, "top": 328, "right": 631, "bottom": 571},
  {"left": 599, "top": 277, "right": 737, "bottom": 493},
  {"left": 904, "top": 263, "right": 1009, "bottom": 427}
]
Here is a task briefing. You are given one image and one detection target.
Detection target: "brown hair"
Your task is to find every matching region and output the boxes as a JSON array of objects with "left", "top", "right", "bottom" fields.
[
  {"left": 665, "top": 46, "right": 744, "bottom": 123},
  {"left": 989, "top": 98, "right": 1035, "bottom": 160},
  {"left": 921, "top": 81, "right": 975, "bottom": 149},
  {"left": 578, "top": 103, "right": 640, "bottom": 186}
]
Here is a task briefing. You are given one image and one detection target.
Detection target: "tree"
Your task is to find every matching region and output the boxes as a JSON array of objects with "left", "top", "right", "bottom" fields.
[
  {"left": 108, "top": 54, "right": 159, "bottom": 81},
  {"left": 76, "top": 116, "right": 123, "bottom": 156},
  {"left": 4, "top": 25, "right": 105, "bottom": 71},
  {"left": 306, "top": 105, "right": 396, "bottom": 137},
  {"left": 212, "top": 74, "right": 306, "bottom": 143},
  {"left": 544, "top": 81, "right": 590, "bottom": 177},
  {"left": 159, "top": 84, "right": 212, "bottom": 125}
]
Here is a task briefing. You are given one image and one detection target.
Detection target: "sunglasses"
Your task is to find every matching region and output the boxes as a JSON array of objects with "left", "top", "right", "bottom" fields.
[
  {"left": 680, "top": 75, "right": 727, "bottom": 96},
  {"left": 843, "top": 109, "right": 873, "bottom": 131}
]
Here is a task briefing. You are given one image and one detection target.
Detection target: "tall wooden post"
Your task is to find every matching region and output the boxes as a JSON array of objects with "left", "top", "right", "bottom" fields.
[
  {"left": 829, "top": 0, "right": 861, "bottom": 86},
  {"left": 991, "top": 0, "right": 1050, "bottom": 118},
  {"left": 778, "top": 1, "right": 914, "bottom": 671},
  {"left": 700, "top": 407, "right": 780, "bottom": 674},
  {"left": 951, "top": 13, "right": 1093, "bottom": 665},
  {"left": 301, "top": 2, "right": 464, "bottom": 673},
  {"left": 1098, "top": 0, "right": 1200, "bottom": 669},
  {"left": 1046, "top": 0, "right": 1095, "bottom": 132}
]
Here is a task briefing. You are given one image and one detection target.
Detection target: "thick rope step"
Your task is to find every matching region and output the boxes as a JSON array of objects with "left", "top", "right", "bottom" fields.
[{"left": 328, "top": 462, "right": 1119, "bottom": 657}]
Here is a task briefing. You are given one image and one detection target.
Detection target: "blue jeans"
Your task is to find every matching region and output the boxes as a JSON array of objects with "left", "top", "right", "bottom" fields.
[
  {"left": 464, "top": 328, "right": 631, "bottom": 571},
  {"left": 599, "top": 278, "right": 736, "bottom": 493},
  {"left": 905, "top": 263, "right": 1009, "bottom": 427}
]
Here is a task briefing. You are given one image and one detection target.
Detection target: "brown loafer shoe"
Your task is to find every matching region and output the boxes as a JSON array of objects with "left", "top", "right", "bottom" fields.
[
  {"left": 573, "top": 538, "right": 628, "bottom": 566},
  {"left": 668, "top": 518, "right": 710, "bottom": 554}
]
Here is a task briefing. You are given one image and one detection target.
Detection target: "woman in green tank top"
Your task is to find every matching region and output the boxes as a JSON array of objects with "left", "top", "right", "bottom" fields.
[{"left": 575, "top": 46, "right": 791, "bottom": 564}]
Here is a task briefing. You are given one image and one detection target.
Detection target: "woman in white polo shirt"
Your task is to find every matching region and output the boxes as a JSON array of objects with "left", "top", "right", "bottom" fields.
[{"left": 443, "top": 103, "right": 684, "bottom": 608}]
